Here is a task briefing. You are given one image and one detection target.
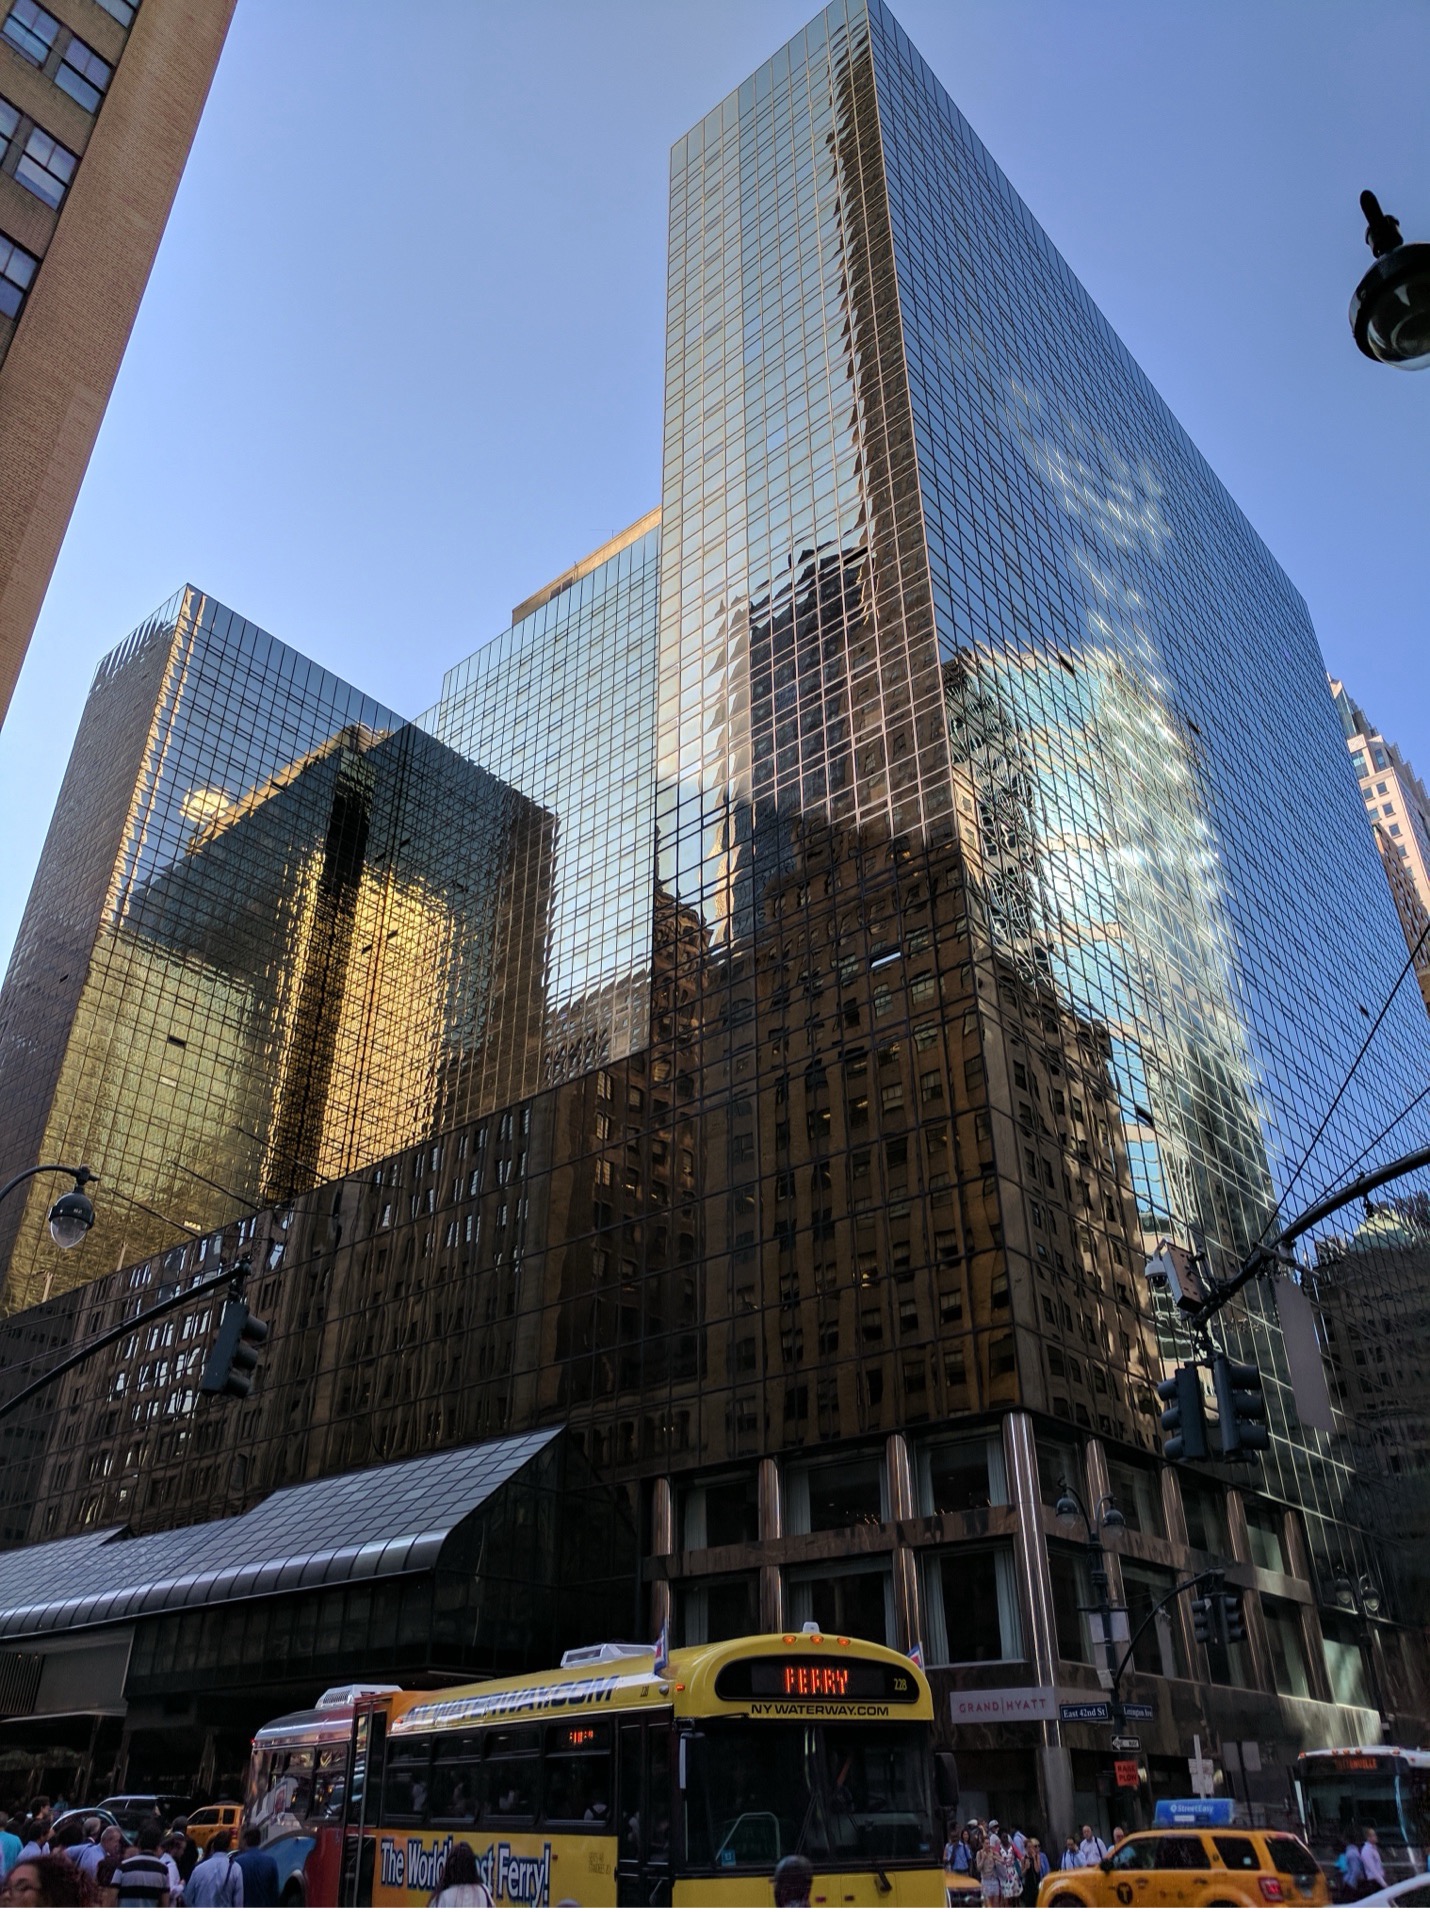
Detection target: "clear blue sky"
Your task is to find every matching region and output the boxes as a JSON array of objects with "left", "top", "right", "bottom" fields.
[{"left": 0, "top": 0, "right": 1425, "bottom": 975}]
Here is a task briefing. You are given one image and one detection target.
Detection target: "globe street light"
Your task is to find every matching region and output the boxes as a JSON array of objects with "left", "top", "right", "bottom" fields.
[
  {"left": 0, "top": 1162, "right": 97, "bottom": 1249},
  {"left": 1350, "top": 190, "right": 1430, "bottom": 370}
]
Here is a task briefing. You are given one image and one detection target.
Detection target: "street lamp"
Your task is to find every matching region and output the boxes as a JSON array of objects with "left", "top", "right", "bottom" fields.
[
  {"left": 1350, "top": 190, "right": 1430, "bottom": 370},
  {"left": 0, "top": 1162, "right": 97, "bottom": 1249}
]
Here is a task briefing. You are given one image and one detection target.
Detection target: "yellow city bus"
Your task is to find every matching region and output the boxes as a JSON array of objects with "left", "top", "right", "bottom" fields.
[{"left": 291, "top": 1631, "right": 946, "bottom": 1906}]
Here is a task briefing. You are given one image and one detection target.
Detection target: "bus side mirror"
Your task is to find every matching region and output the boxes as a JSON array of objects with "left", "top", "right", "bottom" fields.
[{"left": 934, "top": 1752, "right": 960, "bottom": 1811}]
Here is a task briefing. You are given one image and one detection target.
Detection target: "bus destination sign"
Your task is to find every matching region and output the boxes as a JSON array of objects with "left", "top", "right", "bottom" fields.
[{"left": 715, "top": 1657, "right": 920, "bottom": 1703}]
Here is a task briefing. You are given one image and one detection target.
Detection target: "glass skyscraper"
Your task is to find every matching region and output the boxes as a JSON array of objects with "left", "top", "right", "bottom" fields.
[{"left": 0, "top": 0, "right": 1427, "bottom": 1834}]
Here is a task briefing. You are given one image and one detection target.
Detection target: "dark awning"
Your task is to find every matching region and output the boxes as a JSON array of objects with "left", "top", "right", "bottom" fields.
[{"left": 0, "top": 1427, "right": 560, "bottom": 1640}]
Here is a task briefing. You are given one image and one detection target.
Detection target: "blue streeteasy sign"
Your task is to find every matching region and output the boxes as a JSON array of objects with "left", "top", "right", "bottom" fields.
[{"left": 1154, "top": 1799, "right": 1235, "bottom": 1827}]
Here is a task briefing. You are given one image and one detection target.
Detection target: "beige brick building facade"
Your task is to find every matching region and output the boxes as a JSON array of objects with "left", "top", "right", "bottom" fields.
[{"left": 0, "top": 0, "right": 234, "bottom": 724}]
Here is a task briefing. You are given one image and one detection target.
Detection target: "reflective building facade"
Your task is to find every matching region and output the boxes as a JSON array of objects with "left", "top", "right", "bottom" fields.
[
  {"left": 2, "top": 0, "right": 1429, "bottom": 1837},
  {"left": 0, "top": 586, "right": 553, "bottom": 1310}
]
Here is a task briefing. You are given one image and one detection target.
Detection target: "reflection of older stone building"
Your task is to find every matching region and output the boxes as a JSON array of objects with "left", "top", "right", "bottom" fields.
[
  {"left": 1330, "top": 678, "right": 1430, "bottom": 1013},
  {"left": 3, "top": 0, "right": 1430, "bottom": 1836},
  {"left": 1313, "top": 1207, "right": 1430, "bottom": 1631},
  {"left": 0, "top": 591, "right": 552, "bottom": 1310}
]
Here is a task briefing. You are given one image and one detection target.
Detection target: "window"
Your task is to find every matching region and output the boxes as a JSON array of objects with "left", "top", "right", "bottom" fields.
[
  {"left": 1181, "top": 1480, "right": 1228, "bottom": 1554},
  {"left": 788, "top": 1563, "right": 893, "bottom": 1645},
  {"left": 1262, "top": 1597, "right": 1310, "bottom": 1698},
  {"left": 1155, "top": 1836, "right": 1211, "bottom": 1868},
  {"left": 484, "top": 1727, "right": 539, "bottom": 1821},
  {"left": 923, "top": 1546, "right": 1024, "bottom": 1663},
  {"left": 1213, "top": 1835, "right": 1259, "bottom": 1871},
  {"left": 16, "top": 124, "right": 76, "bottom": 207},
  {"left": 543, "top": 1721, "right": 612, "bottom": 1825},
  {"left": 428, "top": 1734, "right": 480, "bottom": 1825},
  {"left": 1321, "top": 1617, "right": 1372, "bottom": 1709},
  {"left": 1036, "top": 1433, "right": 1084, "bottom": 1508},
  {"left": 0, "top": 96, "right": 16, "bottom": 163},
  {"left": 1106, "top": 1455, "right": 1164, "bottom": 1537},
  {"left": 786, "top": 1453, "right": 885, "bottom": 1532},
  {"left": 1048, "top": 1545, "right": 1093, "bottom": 1663},
  {"left": 919, "top": 1431, "right": 1008, "bottom": 1514},
  {"left": 56, "top": 34, "right": 112, "bottom": 112},
  {"left": 682, "top": 1472, "right": 758, "bottom": 1549},
  {"left": 1243, "top": 1502, "right": 1285, "bottom": 1574},
  {"left": 381, "top": 1737, "right": 431, "bottom": 1823},
  {"left": 677, "top": 1574, "right": 757, "bottom": 1645},
  {"left": 93, "top": 0, "right": 136, "bottom": 21},
  {"left": 2, "top": 0, "right": 60, "bottom": 67},
  {"left": 1121, "top": 1561, "right": 1185, "bottom": 1679},
  {"left": 0, "top": 231, "right": 38, "bottom": 318}
]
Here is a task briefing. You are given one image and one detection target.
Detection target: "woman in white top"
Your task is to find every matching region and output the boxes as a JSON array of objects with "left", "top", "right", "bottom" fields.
[{"left": 429, "top": 1843, "right": 492, "bottom": 1907}]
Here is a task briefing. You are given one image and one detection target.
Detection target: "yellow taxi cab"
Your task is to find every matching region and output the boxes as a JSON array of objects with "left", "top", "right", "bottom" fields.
[
  {"left": 1038, "top": 1825, "right": 1328, "bottom": 1908},
  {"left": 184, "top": 1803, "right": 243, "bottom": 1855}
]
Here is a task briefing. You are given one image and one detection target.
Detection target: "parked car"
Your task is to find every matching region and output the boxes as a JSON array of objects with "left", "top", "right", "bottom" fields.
[
  {"left": 48, "top": 1807, "right": 118, "bottom": 1846},
  {"left": 97, "top": 1794, "right": 192, "bottom": 1841},
  {"left": 184, "top": 1803, "right": 243, "bottom": 1855},
  {"left": 1360, "top": 1874, "right": 1430, "bottom": 1906},
  {"left": 1039, "top": 1826, "right": 1328, "bottom": 1907}
]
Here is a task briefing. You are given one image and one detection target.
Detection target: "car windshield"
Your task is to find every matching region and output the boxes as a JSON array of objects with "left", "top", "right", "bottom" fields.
[{"left": 684, "top": 1720, "right": 934, "bottom": 1870}]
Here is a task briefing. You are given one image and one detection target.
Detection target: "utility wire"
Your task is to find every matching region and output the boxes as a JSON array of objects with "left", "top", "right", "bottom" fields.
[
  {"left": 1299, "top": 1084, "right": 1430, "bottom": 1228},
  {"left": 1258, "top": 916, "right": 1429, "bottom": 1249}
]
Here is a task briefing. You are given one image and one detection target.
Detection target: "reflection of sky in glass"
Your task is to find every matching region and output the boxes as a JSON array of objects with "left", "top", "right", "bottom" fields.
[
  {"left": 425, "top": 523, "right": 660, "bottom": 1076},
  {"left": 102, "top": 589, "right": 398, "bottom": 925}
]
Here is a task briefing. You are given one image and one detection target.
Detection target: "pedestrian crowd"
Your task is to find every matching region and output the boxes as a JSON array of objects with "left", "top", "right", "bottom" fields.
[
  {"left": 0, "top": 1802, "right": 278, "bottom": 1908},
  {"left": 941, "top": 1815, "right": 1095, "bottom": 1904}
]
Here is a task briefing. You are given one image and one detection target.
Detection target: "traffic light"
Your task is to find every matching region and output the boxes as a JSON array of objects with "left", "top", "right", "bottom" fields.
[
  {"left": 1219, "top": 1587, "right": 1247, "bottom": 1644},
  {"left": 1156, "top": 1364, "right": 1209, "bottom": 1462},
  {"left": 1190, "top": 1591, "right": 1220, "bottom": 1646},
  {"left": 1213, "top": 1352, "right": 1271, "bottom": 1458},
  {"left": 199, "top": 1297, "right": 269, "bottom": 1399}
]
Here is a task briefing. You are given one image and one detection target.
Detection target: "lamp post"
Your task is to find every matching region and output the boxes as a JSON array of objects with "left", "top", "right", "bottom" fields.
[
  {"left": 0, "top": 1162, "right": 97, "bottom": 1249},
  {"left": 1056, "top": 1477, "right": 1126, "bottom": 1686},
  {"left": 1350, "top": 190, "right": 1430, "bottom": 369}
]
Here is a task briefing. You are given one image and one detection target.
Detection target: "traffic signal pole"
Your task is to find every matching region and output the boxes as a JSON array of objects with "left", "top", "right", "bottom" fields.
[{"left": 0, "top": 1257, "right": 250, "bottom": 1422}]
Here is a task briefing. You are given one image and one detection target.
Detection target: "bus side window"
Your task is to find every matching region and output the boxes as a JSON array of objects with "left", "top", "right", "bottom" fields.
[
  {"left": 484, "top": 1727, "right": 540, "bottom": 1823},
  {"left": 383, "top": 1736, "right": 433, "bottom": 1824},
  {"left": 430, "top": 1735, "right": 482, "bottom": 1826},
  {"left": 647, "top": 1726, "right": 674, "bottom": 1868},
  {"left": 618, "top": 1723, "right": 643, "bottom": 1861}
]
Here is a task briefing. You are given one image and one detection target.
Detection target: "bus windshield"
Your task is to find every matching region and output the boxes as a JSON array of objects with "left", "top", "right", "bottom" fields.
[
  {"left": 1299, "top": 1757, "right": 1427, "bottom": 1854},
  {"left": 684, "top": 1720, "right": 935, "bottom": 1870},
  {"left": 246, "top": 1740, "right": 349, "bottom": 1834}
]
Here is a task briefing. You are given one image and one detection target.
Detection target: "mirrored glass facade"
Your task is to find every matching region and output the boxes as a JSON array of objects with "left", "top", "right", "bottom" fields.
[
  {"left": 425, "top": 510, "right": 661, "bottom": 1087},
  {"left": 2, "top": 0, "right": 1430, "bottom": 1825},
  {"left": 0, "top": 586, "right": 553, "bottom": 1309}
]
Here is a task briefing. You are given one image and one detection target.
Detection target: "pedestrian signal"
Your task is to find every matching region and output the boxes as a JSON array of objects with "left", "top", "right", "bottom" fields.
[
  {"left": 199, "top": 1297, "right": 269, "bottom": 1399},
  {"left": 1156, "top": 1364, "right": 1209, "bottom": 1462},
  {"left": 1213, "top": 1353, "right": 1271, "bottom": 1458}
]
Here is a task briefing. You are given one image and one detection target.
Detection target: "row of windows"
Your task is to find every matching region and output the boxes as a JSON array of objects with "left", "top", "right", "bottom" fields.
[
  {"left": 0, "top": 94, "right": 76, "bottom": 206},
  {"left": 0, "top": 225, "right": 35, "bottom": 317},
  {"left": 3, "top": 1, "right": 113, "bottom": 113}
]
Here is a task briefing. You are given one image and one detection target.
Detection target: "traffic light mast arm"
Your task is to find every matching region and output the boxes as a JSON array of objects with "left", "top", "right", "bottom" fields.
[
  {"left": 0, "top": 1260, "right": 246, "bottom": 1423},
  {"left": 1189, "top": 1140, "right": 1430, "bottom": 1330},
  {"left": 1108, "top": 1567, "right": 1225, "bottom": 1712}
]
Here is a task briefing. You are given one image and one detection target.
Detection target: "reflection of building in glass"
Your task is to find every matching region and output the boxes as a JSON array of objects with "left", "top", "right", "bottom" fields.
[
  {"left": 0, "top": 588, "right": 552, "bottom": 1309},
  {"left": 427, "top": 511, "right": 659, "bottom": 1089},
  {"left": 1329, "top": 678, "right": 1430, "bottom": 1012},
  {"left": 5, "top": 0, "right": 1430, "bottom": 1832}
]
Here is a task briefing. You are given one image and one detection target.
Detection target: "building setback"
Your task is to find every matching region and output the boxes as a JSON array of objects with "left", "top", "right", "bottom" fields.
[
  {"left": 0, "top": 0, "right": 234, "bottom": 724},
  {"left": 1, "top": 0, "right": 1429, "bottom": 1837}
]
